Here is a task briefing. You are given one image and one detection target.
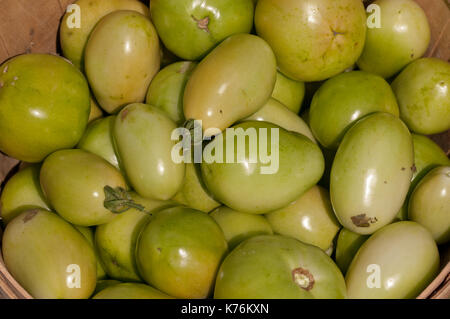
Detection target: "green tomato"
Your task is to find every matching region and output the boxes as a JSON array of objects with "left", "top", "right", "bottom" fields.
[
  {"left": 255, "top": 0, "right": 366, "bottom": 82},
  {"left": 2, "top": 209, "right": 97, "bottom": 298},
  {"left": 150, "top": 0, "right": 254, "bottom": 60},
  {"left": 214, "top": 235, "right": 346, "bottom": 299},
  {"left": 408, "top": 166, "right": 450, "bottom": 244},
  {"left": 95, "top": 192, "right": 174, "bottom": 281},
  {"left": 88, "top": 98, "right": 103, "bottom": 123},
  {"left": 357, "top": 0, "right": 430, "bottom": 78},
  {"left": 392, "top": 58, "right": 450, "bottom": 135},
  {"left": 59, "top": 0, "right": 149, "bottom": 69},
  {"left": 77, "top": 116, "right": 119, "bottom": 170},
  {"left": 331, "top": 113, "right": 413, "bottom": 235},
  {"left": 346, "top": 221, "right": 439, "bottom": 299},
  {"left": 210, "top": 206, "right": 273, "bottom": 249},
  {"left": 74, "top": 226, "right": 107, "bottom": 280},
  {"left": 410, "top": 134, "right": 450, "bottom": 191},
  {"left": 244, "top": 98, "right": 316, "bottom": 143},
  {"left": 93, "top": 279, "right": 121, "bottom": 295},
  {"left": 266, "top": 186, "right": 341, "bottom": 251},
  {"left": 173, "top": 163, "right": 221, "bottom": 213},
  {"left": 0, "top": 54, "right": 90, "bottom": 162},
  {"left": 93, "top": 283, "right": 173, "bottom": 299},
  {"left": 113, "top": 103, "right": 185, "bottom": 200},
  {"left": 309, "top": 71, "right": 399, "bottom": 149},
  {"left": 0, "top": 165, "right": 49, "bottom": 224},
  {"left": 183, "top": 34, "right": 277, "bottom": 135},
  {"left": 271, "top": 72, "right": 305, "bottom": 114},
  {"left": 335, "top": 228, "right": 369, "bottom": 275},
  {"left": 146, "top": 61, "right": 197, "bottom": 124},
  {"left": 40, "top": 149, "right": 127, "bottom": 226},
  {"left": 85, "top": 10, "right": 160, "bottom": 114},
  {"left": 136, "top": 206, "right": 228, "bottom": 298},
  {"left": 201, "top": 121, "right": 324, "bottom": 214}
]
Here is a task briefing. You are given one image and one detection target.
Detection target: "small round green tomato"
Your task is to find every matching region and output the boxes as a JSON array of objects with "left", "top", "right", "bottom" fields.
[
  {"left": 255, "top": 0, "right": 366, "bottom": 82},
  {"left": 136, "top": 206, "right": 228, "bottom": 298},
  {"left": 271, "top": 72, "right": 305, "bottom": 114},
  {"left": 0, "top": 165, "right": 49, "bottom": 224},
  {"left": 74, "top": 226, "right": 107, "bottom": 280},
  {"left": 2, "top": 209, "right": 97, "bottom": 299},
  {"left": 408, "top": 166, "right": 450, "bottom": 244},
  {"left": 335, "top": 228, "right": 369, "bottom": 275},
  {"left": 93, "top": 283, "right": 174, "bottom": 299},
  {"left": 150, "top": 0, "right": 254, "bottom": 60},
  {"left": 266, "top": 186, "right": 341, "bottom": 251},
  {"left": 357, "top": 0, "right": 430, "bottom": 78},
  {"left": 214, "top": 235, "right": 346, "bottom": 299},
  {"left": 77, "top": 116, "right": 119, "bottom": 170},
  {"left": 0, "top": 54, "right": 90, "bottom": 162},
  {"left": 346, "top": 221, "right": 439, "bottom": 299},
  {"left": 210, "top": 206, "right": 273, "bottom": 249},
  {"left": 95, "top": 193, "right": 174, "bottom": 281},
  {"left": 146, "top": 61, "right": 197, "bottom": 124},
  {"left": 392, "top": 58, "right": 450, "bottom": 135},
  {"left": 310, "top": 71, "right": 399, "bottom": 149},
  {"left": 40, "top": 149, "right": 127, "bottom": 226}
]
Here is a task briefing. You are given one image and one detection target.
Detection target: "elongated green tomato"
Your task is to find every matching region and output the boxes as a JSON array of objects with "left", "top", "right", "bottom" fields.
[
  {"left": 214, "top": 235, "right": 346, "bottom": 299},
  {"left": 95, "top": 192, "right": 175, "bottom": 281},
  {"left": 408, "top": 166, "right": 450, "bottom": 244},
  {"left": 271, "top": 72, "right": 305, "bottom": 114},
  {"left": 309, "top": 71, "right": 399, "bottom": 149},
  {"left": 74, "top": 226, "right": 107, "bottom": 280},
  {"left": 357, "top": 0, "right": 430, "bottom": 78},
  {"left": 173, "top": 163, "right": 220, "bottom": 213},
  {"left": 2, "top": 209, "right": 97, "bottom": 298},
  {"left": 346, "top": 221, "right": 439, "bottom": 299},
  {"left": 60, "top": 0, "right": 149, "bottom": 69},
  {"left": 255, "top": 0, "right": 366, "bottom": 82},
  {"left": 94, "top": 279, "right": 121, "bottom": 294},
  {"left": 85, "top": 10, "right": 160, "bottom": 114},
  {"left": 77, "top": 116, "right": 119, "bottom": 169},
  {"left": 331, "top": 113, "right": 413, "bottom": 235},
  {"left": 93, "top": 283, "right": 173, "bottom": 299},
  {"left": 136, "top": 206, "right": 228, "bottom": 298},
  {"left": 244, "top": 98, "right": 316, "bottom": 143},
  {"left": 0, "top": 54, "right": 90, "bottom": 162},
  {"left": 410, "top": 134, "right": 450, "bottom": 191},
  {"left": 113, "top": 103, "right": 185, "bottom": 200},
  {"left": 335, "top": 229, "right": 369, "bottom": 275},
  {"left": 88, "top": 98, "right": 103, "bottom": 123},
  {"left": 183, "top": 34, "right": 277, "bottom": 136},
  {"left": 40, "top": 149, "right": 127, "bottom": 226},
  {"left": 201, "top": 121, "right": 324, "bottom": 214},
  {"left": 146, "top": 61, "right": 197, "bottom": 124},
  {"left": 392, "top": 58, "right": 450, "bottom": 135},
  {"left": 210, "top": 206, "right": 273, "bottom": 249},
  {"left": 150, "top": 0, "right": 254, "bottom": 60},
  {"left": 0, "top": 165, "right": 49, "bottom": 224},
  {"left": 266, "top": 186, "right": 341, "bottom": 251}
]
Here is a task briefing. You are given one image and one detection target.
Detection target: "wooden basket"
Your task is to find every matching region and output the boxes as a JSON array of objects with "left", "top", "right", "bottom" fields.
[{"left": 0, "top": 0, "right": 449, "bottom": 299}]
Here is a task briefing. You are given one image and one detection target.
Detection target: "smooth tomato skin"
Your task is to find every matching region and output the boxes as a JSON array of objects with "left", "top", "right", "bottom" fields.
[
  {"left": 85, "top": 10, "right": 160, "bottom": 114},
  {"left": 392, "top": 58, "right": 450, "bottom": 135},
  {"left": 330, "top": 113, "right": 413, "bottom": 235},
  {"left": 93, "top": 283, "right": 173, "bottom": 299},
  {"left": 309, "top": 71, "right": 399, "bottom": 149},
  {"left": 408, "top": 166, "right": 450, "bottom": 244},
  {"left": 357, "top": 0, "right": 430, "bottom": 79},
  {"left": 346, "top": 221, "right": 439, "bottom": 299},
  {"left": 335, "top": 228, "right": 369, "bottom": 275},
  {"left": 40, "top": 149, "right": 127, "bottom": 226},
  {"left": 271, "top": 72, "right": 305, "bottom": 114},
  {"left": 150, "top": 0, "right": 254, "bottom": 60},
  {"left": 255, "top": 0, "right": 366, "bottom": 82},
  {"left": 0, "top": 54, "right": 90, "bottom": 162},
  {"left": 2, "top": 209, "right": 97, "bottom": 299},
  {"left": 214, "top": 235, "right": 346, "bottom": 299},
  {"left": 74, "top": 225, "right": 107, "bottom": 280},
  {"left": 136, "top": 206, "right": 228, "bottom": 299}
]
